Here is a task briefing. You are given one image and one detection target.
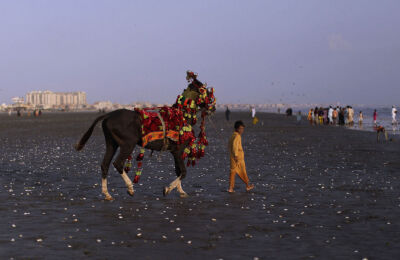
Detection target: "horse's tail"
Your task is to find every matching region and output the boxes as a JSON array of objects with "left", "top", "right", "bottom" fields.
[{"left": 74, "top": 113, "right": 110, "bottom": 151}]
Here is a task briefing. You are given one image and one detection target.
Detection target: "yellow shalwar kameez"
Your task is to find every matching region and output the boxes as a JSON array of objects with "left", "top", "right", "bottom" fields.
[{"left": 229, "top": 131, "right": 249, "bottom": 189}]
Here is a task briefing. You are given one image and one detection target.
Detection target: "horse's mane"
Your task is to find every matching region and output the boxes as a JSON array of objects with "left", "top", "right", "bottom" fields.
[{"left": 188, "top": 78, "right": 203, "bottom": 90}]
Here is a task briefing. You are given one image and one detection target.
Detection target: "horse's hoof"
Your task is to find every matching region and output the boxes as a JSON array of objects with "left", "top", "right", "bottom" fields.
[
  {"left": 105, "top": 196, "right": 114, "bottom": 201},
  {"left": 127, "top": 190, "right": 134, "bottom": 197},
  {"left": 163, "top": 187, "right": 169, "bottom": 197},
  {"left": 180, "top": 193, "right": 189, "bottom": 198}
]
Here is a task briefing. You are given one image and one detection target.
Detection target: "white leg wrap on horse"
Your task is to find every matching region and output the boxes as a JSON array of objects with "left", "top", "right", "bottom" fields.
[
  {"left": 121, "top": 171, "right": 134, "bottom": 191},
  {"left": 176, "top": 180, "right": 183, "bottom": 192},
  {"left": 102, "top": 178, "right": 112, "bottom": 200},
  {"left": 168, "top": 176, "right": 181, "bottom": 190},
  {"left": 177, "top": 180, "right": 188, "bottom": 197},
  {"left": 164, "top": 176, "right": 181, "bottom": 195}
]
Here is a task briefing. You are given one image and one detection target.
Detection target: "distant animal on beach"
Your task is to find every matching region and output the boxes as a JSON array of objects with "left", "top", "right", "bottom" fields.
[{"left": 75, "top": 71, "right": 216, "bottom": 200}]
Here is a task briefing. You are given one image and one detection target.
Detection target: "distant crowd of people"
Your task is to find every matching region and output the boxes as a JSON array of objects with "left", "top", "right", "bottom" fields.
[
  {"left": 306, "top": 105, "right": 398, "bottom": 127},
  {"left": 223, "top": 105, "right": 398, "bottom": 131},
  {"left": 307, "top": 106, "right": 359, "bottom": 126},
  {"left": 13, "top": 109, "right": 42, "bottom": 117}
]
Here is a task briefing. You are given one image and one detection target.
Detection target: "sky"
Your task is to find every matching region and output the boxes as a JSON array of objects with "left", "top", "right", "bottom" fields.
[{"left": 1, "top": 0, "right": 400, "bottom": 106}]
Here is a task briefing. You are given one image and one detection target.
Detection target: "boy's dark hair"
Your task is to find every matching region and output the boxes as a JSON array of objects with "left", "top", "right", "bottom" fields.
[{"left": 234, "top": 120, "right": 245, "bottom": 130}]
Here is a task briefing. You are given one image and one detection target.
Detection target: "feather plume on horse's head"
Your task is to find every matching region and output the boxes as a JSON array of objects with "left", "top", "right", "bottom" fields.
[
  {"left": 186, "top": 71, "right": 204, "bottom": 92},
  {"left": 186, "top": 70, "right": 198, "bottom": 82}
]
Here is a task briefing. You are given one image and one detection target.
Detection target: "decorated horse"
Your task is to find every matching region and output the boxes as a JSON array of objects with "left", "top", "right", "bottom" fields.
[{"left": 75, "top": 71, "right": 216, "bottom": 200}]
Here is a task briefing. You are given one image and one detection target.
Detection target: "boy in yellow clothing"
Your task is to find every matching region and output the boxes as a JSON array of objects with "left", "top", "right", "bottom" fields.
[{"left": 228, "top": 120, "right": 254, "bottom": 193}]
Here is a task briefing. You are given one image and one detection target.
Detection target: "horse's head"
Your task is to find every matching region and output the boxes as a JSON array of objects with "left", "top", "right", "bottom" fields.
[
  {"left": 177, "top": 71, "right": 217, "bottom": 116},
  {"left": 182, "top": 70, "right": 216, "bottom": 114},
  {"left": 179, "top": 84, "right": 216, "bottom": 115}
]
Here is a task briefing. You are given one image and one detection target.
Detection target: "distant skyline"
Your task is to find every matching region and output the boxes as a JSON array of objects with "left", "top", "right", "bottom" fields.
[{"left": 1, "top": 1, "right": 400, "bottom": 106}]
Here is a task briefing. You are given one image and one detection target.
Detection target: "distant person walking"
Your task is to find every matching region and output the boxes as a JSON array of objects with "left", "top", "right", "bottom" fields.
[
  {"left": 373, "top": 109, "right": 377, "bottom": 125},
  {"left": 225, "top": 106, "right": 231, "bottom": 121},
  {"left": 314, "top": 107, "right": 319, "bottom": 125},
  {"left": 339, "top": 108, "right": 345, "bottom": 125},
  {"left": 344, "top": 106, "right": 349, "bottom": 125},
  {"left": 392, "top": 106, "right": 397, "bottom": 124},
  {"left": 358, "top": 111, "right": 363, "bottom": 125},
  {"left": 323, "top": 108, "right": 328, "bottom": 124},
  {"left": 318, "top": 107, "right": 324, "bottom": 125},
  {"left": 251, "top": 107, "right": 256, "bottom": 118},
  {"left": 348, "top": 106, "right": 354, "bottom": 125},
  {"left": 332, "top": 107, "right": 338, "bottom": 125},
  {"left": 228, "top": 121, "right": 254, "bottom": 193},
  {"left": 328, "top": 106, "right": 333, "bottom": 124},
  {"left": 296, "top": 111, "right": 302, "bottom": 125},
  {"left": 308, "top": 109, "right": 313, "bottom": 125}
]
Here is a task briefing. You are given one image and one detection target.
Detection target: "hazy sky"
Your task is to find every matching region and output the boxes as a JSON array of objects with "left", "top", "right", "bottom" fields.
[{"left": 1, "top": 0, "right": 399, "bottom": 105}]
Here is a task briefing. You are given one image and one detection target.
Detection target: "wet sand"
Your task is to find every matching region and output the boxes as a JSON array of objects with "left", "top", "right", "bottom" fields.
[{"left": 0, "top": 112, "right": 399, "bottom": 259}]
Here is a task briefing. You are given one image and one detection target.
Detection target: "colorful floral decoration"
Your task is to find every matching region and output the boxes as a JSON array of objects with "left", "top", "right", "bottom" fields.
[
  {"left": 134, "top": 148, "right": 145, "bottom": 183},
  {"left": 124, "top": 155, "right": 133, "bottom": 172},
  {"left": 124, "top": 148, "right": 145, "bottom": 183},
  {"left": 123, "top": 83, "right": 216, "bottom": 182}
]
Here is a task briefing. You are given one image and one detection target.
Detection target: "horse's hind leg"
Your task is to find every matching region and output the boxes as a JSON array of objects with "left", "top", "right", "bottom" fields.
[
  {"left": 164, "top": 151, "right": 188, "bottom": 198},
  {"left": 101, "top": 137, "right": 118, "bottom": 201},
  {"left": 113, "top": 142, "right": 136, "bottom": 196}
]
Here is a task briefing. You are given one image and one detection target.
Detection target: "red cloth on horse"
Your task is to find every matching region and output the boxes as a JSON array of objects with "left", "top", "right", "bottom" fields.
[{"left": 135, "top": 106, "right": 194, "bottom": 147}]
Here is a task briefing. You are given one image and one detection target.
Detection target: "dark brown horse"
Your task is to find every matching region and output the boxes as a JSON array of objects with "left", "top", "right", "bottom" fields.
[{"left": 75, "top": 73, "right": 215, "bottom": 200}]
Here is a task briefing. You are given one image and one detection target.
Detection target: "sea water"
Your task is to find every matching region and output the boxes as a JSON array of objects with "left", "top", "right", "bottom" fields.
[{"left": 351, "top": 107, "right": 398, "bottom": 134}]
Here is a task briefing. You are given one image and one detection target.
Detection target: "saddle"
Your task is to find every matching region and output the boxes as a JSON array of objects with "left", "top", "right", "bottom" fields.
[{"left": 135, "top": 106, "right": 183, "bottom": 149}]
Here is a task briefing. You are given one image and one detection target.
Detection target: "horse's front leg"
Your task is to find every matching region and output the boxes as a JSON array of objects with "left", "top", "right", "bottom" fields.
[
  {"left": 163, "top": 151, "right": 188, "bottom": 198},
  {"left": 175, "top": 152, "right": 189, "bottom": 197},
  {"left": 176, "top": 176, "right": 188, "bottom": 198}
]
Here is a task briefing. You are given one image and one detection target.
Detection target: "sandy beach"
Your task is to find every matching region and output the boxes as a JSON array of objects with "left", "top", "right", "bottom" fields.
[{"left": 0, "top": 111, "right": 399, "bottom": 259}]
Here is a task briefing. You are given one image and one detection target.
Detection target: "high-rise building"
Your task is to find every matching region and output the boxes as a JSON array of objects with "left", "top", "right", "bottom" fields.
[{"left": 25, "top": 91, "right": 87, "bottom": 109}]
